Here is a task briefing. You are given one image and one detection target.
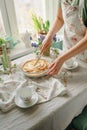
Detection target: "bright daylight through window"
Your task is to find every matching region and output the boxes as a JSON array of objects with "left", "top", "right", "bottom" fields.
[
  {"left": 0, "top": 10, "right": 5, "bottom": 35},
  {"left": 0, "top": 0, "right": 46, "bottom": 59},
  {"left": 0, "top": 0, "right": 62, "bottom": 59},
  {"left": 13, "top": 0, "right": 46, "bottom": 58},
  {"left": 14, "top": 0, "right": 45, "bottom": 34}
]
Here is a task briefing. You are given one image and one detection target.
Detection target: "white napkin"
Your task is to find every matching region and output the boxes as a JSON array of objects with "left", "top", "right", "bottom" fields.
[
  {"left": 0, "top": 76, "right": 67, "bottom": 111},
  {"left": 31, "top": 77, "right": 67, "bottom": 102}
]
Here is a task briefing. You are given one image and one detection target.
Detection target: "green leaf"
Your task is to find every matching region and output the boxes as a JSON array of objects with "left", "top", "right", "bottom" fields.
[
  {"left": 0, "top": 38, "right": 6, "bottom": 46},
  {"left": 32, "top": 13, "right": 50, "bottom": 33},
  {"left": 45, "top": 20, "right": 50, "bottom": 33},
  {"left": 32, "top": 14, "right": 42, "bottom": 32}
]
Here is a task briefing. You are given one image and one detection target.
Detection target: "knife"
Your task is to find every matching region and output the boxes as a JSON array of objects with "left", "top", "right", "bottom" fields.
[{"left": 34, "top": 54, "right": 41, "bottom": 66}]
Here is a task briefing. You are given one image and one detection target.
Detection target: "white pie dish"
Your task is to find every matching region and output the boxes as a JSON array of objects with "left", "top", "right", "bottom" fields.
[{"left": 19, "top": 58, "right": 50, "bottom": 78}]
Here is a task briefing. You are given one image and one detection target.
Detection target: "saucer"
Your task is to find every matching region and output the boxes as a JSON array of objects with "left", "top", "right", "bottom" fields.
[
  {"left": 15, "top": 92, "right": 38, "bottom": 108},
  {"left": 63, "top": 61, "right": 78, "bottom": 70}
]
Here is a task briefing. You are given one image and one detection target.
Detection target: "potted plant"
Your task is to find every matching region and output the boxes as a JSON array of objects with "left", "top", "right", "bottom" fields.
[
  {"left": 32, "top": 13, "right": 50, "bottom": 56},
  {"left": 0, "top": 38, "right": 6, "bottom": 54},
  {"left": 0, "top": 37, "right": 11, "bottom": 72},
  {"left": 32, "top": 13, "right": 50, "bottom": 35}
]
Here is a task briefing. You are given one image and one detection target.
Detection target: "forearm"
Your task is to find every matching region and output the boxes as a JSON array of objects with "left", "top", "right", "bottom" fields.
[
  {"left": 47, "top": 17, "right": 64, "bottom": 38},
  {"left": 60, "top": 30, "right": 87, "bottom": 62},
  {"left": 40, "top": 7, "right": 64, "bottom": 55}
]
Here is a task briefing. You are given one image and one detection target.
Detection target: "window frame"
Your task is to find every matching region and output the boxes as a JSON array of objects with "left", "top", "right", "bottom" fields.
[{"left": 0, "top": 0, "right": 19, "bottom": 39}]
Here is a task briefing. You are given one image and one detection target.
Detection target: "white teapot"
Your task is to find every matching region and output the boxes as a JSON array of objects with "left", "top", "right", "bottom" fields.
[{"left": 21, "top": 30, "right": 31, "bottom": 48}]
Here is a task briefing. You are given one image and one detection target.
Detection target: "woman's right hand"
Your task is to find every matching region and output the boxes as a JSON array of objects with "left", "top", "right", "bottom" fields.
[{"left": 40, "top": 36, "right": 52, "bottom": 54}]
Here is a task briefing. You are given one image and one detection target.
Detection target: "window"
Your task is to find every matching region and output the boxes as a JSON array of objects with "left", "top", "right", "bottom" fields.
[
  {"left": 0, "top": 0, "right": 46, "bottom": 59},
  {"left": 0, "top": 10, "right": 5, "bottom": 35},
  {"left": 14, "top": 0, "right": 46, "bottom": 34},
  {"left": 0, "top": 0, "right": 62, "bottom": 59}
]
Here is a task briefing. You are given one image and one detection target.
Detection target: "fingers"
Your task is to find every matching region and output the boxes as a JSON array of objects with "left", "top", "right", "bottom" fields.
[
  {"left": 48, "top": 68, "right": 58, "bottom": 75},
  {"left": 40, "top": 44, "right": 45, "bottom": 54},
  {"left": 40, "top": 39, "right": 51, "bottom": 54},
  {"left": 48, "top": 64, "right": 57, "bottom": 75},
  {"left": 40, "top": 47, "right": 45, "bottom": 54},
  {"left": 47, "top": 63, "right": 61, "bottom": 75},
  {"left": 48, "top": 63, "right": 54, "bottom": 69},
  {"left": 41, "top": 43, "right": 49, "bottom": 54}
]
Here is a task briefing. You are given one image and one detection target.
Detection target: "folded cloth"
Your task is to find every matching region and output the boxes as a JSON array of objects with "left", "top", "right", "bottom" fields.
[
  {"left": 0, "top": 73, "right": 67, "bottom": 111},
  {"left": 30, "top": 77, "right": 67, "bottom": 103},
  {"left": 72, "top": 105, "right": 87, "bottom": 130}
]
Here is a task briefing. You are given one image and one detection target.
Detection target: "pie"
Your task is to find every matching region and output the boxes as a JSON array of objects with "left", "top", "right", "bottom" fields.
[{"left": 22, "top": 59, "right": 50, "bottom": 73}]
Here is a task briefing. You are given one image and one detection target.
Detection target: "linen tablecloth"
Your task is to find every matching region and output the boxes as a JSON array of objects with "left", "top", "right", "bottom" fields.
[{"left": 0, "top": 53, "right": 87, "bottom": 130}]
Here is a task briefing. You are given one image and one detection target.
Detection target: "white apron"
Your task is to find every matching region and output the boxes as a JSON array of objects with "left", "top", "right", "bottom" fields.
[{"left": 61, "top": 0, "right": 87, "bottom": 63}]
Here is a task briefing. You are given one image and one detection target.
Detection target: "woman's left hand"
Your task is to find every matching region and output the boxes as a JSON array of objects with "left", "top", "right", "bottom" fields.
[{"left": 48, "top": 57, "right": 64, "bottom": 75}]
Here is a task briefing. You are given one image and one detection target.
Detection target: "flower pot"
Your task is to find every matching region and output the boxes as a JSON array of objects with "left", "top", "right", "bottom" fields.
[
  {"left": 43, "top": 46, "right": 50, "bottom": 56},
  {"left": 0, "top": 46, "right": 10, "bottom": 55}
]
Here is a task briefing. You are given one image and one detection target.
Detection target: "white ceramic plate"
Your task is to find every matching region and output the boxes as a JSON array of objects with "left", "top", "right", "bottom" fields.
[
  {"left": 15, "top": 92, "right": 38, "bottom": 108},
  {"left": 63, "top": 61, "right": 79, "bottom": 70}
]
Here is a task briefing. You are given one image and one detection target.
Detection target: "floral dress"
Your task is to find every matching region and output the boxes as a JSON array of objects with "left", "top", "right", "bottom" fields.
[{"left": 58, "top": 0, "right": 87, "bottom": 63}]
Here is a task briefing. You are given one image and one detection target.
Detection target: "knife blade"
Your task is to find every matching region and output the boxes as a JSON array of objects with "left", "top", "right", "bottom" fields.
[{"left": 34, "top": 54, "right": 41, "bottom": 66}]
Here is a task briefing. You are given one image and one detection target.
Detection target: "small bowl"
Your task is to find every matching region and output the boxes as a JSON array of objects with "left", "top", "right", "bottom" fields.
[{"left": 18, "top": 87, "right": 32, "bottom": 103}]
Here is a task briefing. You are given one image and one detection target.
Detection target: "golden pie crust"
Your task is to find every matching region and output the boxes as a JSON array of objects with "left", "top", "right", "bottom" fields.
[{"left": 22, "top": 59, "right": 50, "bottom": 73}]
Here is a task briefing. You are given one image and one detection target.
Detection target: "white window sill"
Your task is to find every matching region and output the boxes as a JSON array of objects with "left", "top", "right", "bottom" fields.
[{"left": 10, "top": 42, "right": 34, "bottom": 60}]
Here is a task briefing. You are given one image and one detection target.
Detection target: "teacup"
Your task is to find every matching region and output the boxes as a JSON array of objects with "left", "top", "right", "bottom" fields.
[
  {"left": 18, "top": 87, "right": 32, "bottom": 103},
  {"left": 65, "top": 58, "right": 76, "bottom": 68}
]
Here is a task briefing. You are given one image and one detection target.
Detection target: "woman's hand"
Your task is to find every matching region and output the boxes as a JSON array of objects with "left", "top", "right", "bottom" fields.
[
  {"left": 40, "top": 36, "right": 52, "bottom": 54},
  {"left": 48, "top": 57, "right": 64, "bottom": 75}
]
